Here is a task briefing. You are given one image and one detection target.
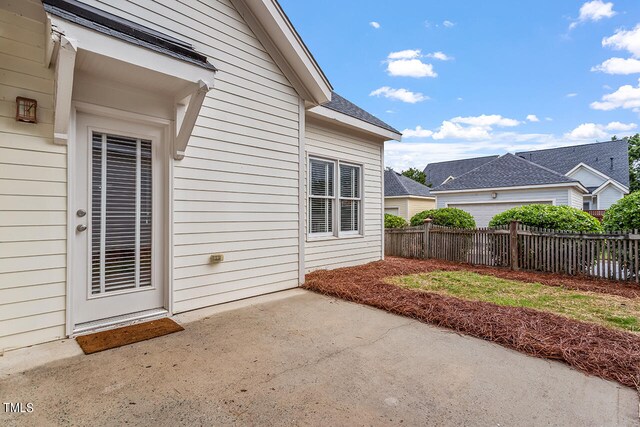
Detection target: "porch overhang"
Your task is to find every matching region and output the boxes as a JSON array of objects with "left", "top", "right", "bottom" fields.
[{"left": 44, "top": 0, "right": 216, "bottom": 159}]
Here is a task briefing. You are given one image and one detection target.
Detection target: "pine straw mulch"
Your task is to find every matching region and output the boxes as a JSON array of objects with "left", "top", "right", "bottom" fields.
[{"left": 303, "top": 257, "right": 640, "bottom": 388}]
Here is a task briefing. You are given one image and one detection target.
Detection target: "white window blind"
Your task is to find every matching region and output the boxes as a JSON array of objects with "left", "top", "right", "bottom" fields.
[
  {"left": 91, "top": 132, "right": 152, "bottom": 295},
  {"left": 309, "top": 158, "right": 334, "bottom": 234},
  {"left": 339, "top": 164, "right": 361, "bottom": 233}
]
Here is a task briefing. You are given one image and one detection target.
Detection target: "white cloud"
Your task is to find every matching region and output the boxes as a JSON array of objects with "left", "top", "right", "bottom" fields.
[
  {"left": 432, "top": 121, "right": 490, "bottom": 140},
  {"left": 426, "top": 51, "right": 453, "bottom": 61},
  {"left": 401, "top": 126, "right": 433, "bottom": 138},
  {"left": 602, "top": 24, "right": 640, "bottom": 58},
  {"left": 570, "top": 1, "right": 616, "bottom": 29},
  {"left": 565, "top": 122, "right": 637, "bottom": 140},
  {"left": 545, "top": 117, "right": 553, "bottom": 121},
  {"left": 526, "top": 114, "right": 540, "bottom": 122},
  {"left": 443, "top": 20, "right": 455, "bottom": 28},
  {"left": 387, "top": 49, "right": 421, "bottom": 60},
  {"left": 369, "top": 86, "right": 428, "bottom": 103},
  {"left": 369, "top": 21, "right": 380, "bottom": 29},
  {"left": 387, "top": 59, "right": 437, "bottom": 78},
  {"left": 450, "top": 114, "right": 520, "bottom": 127},
  {"left": 605, "top": 121, "right": 637, "bottom": 131},
  {"left": 456, "top": 97, "right": 463, "bottom": 101},
  {"left": 566, "top": 93, "right": 578, "bottom": 97},
  {"left": 590, "top": 79, "right": 640, "bottom": 111},
  {"left": 592, "top": 57, "right": 640, "bottom": 74}
]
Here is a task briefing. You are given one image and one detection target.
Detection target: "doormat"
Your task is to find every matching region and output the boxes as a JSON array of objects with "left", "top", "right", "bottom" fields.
[{"left": 76, "top": 318, "right": 184, "bottom": 354}]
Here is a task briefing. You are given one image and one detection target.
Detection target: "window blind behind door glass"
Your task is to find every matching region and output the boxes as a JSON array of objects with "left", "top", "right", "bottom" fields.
[{"left": 91, "top": 132, "right": 152, "bottom": 294}]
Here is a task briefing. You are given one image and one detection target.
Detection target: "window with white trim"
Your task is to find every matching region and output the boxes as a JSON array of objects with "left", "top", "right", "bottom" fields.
[{"left": 308, "top": 157, "right": 362, "bottom": 237}]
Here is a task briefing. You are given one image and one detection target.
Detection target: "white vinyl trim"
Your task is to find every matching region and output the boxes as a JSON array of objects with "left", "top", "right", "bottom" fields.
[
  {"left": 431, "top": 182, "right": 588, "bottom": 194},
  {"left": 445, "top": 199, "right": 556, "bottom": 206},
  {"left": 306, "top": 106, "right": 401, "bottom": 141},
  {"left": 298, "top": 98, "right": 305, "bottom": 285},
  {"left": 592, "top": 179, "right": 630, "bottom": 195},
  {"left": 385, "top": 196, "right": 436, "bottom": 200}
]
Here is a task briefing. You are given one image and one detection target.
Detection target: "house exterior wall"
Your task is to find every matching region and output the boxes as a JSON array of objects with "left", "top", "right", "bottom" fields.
[
  {"left": 407, "top": 198, "right": 436, "bottom": 220},
  {"left": 568, "top": 188, "right": 584, "bottom": 210},
  {"left": 305, "top": 118, "right": 383, "bottom": 272},
  {"left": 597, "top": 184, "right": 624, "bottom": 209},
  {"left": 568, "top": 167, "right": 606, "bottom": 188},
  {"left": 0, "top": 10, "right": 67, "bottom": 350},
  {"left": 436, "top": 187, "right": 571, "bottom": 227},
  {"left": 385, "top": 198, "right": 409, "bottom": 220}
]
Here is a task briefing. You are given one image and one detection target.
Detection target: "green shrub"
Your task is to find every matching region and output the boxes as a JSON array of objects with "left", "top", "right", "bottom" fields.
[
  {"left": 410, "top": 208, "right": 476, "bottom": 228},
  {"left": 602, "top": 191, "right": 640, "bottom": 231},
  {"left": 384, "top": 213, "right": 408, "bottom": 229},
  {"left": 488, "top": 204, "right": 603, "bottom": 232}
]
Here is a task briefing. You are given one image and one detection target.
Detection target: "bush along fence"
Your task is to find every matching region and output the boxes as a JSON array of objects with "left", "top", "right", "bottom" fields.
[{"left": 384, "top": 220, "right": 640, "bottom": 282}]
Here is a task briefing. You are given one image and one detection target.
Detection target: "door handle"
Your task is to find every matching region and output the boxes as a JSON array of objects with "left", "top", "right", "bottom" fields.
[
  {"left": 76, "top": 224, "right": 87, "bottom": 232},
  {"left": 77, "top": 209, "right": 86, "bottom": 217}
]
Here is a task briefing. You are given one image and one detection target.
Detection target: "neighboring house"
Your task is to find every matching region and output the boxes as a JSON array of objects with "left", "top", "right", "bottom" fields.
[
  {"left": 426, "top": 140, "right": 630, "bottom": 227},
  {"left": 0, "top": 0, "right": 401, "bottom": 352},
  {"left": 384, "top": 170, "right": 435, "bottom": 221}
]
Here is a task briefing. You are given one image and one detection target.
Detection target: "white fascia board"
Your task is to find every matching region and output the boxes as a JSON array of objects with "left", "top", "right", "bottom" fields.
[
  {"left": 431, "top": 182, "right": 589, "bottom": 194},
  {"left": 565, "top": 162, "right": 611, "bottom": 182},
  {"left": 232, "top": 0, "right": 332, "bottom": 105},
  {"left": 592, "top": 179, "right": 629, "bottom": 195},
  {"left": 307, "top": 106, "right": 401, "bottom": 141},
  {"left": 52, "top": 34, "right": 77, "bottom": 145},
  {"left": 385, "top": 196, "right": 435, "bottom": 200},
  {"left": 49, "top": 17, "right": 215, "bottom": 86}
]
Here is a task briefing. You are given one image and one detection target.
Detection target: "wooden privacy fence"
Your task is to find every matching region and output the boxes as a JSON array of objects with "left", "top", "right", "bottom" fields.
[{"left": 385, "top": 220, "right": 640, "bottom": 283}]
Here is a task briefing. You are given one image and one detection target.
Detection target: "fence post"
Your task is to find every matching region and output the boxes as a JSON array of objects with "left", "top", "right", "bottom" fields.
[
  {"left": 423, "top": 218, "right": 433, "bottom": 259},
  {"left": 510, "top": 220, "right": 520, "bottom": 271}
]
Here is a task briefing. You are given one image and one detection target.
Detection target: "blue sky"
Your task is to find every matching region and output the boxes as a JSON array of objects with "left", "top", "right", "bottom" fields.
[{"left": 279, "top": 0, "right": 640, "bottom": 170}]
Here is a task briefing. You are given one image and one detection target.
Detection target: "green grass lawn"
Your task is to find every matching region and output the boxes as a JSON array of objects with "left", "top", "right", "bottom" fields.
[{"left": 386, "top": 271, "right": 640, "bottom": 332}]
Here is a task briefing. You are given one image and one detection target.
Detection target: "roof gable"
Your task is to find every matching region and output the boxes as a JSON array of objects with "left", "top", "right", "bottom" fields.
[
  {"left": 516, "top": 140, "right": 629, "bottom": 187},
  {"left": 431, "top": 153, "right": 581, "bottom": 192},
  {"left": 384, "top": 170, "right": 433, "bottom": 197}
]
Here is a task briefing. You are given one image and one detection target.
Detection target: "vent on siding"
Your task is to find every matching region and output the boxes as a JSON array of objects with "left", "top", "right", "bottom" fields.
[{"left": 91, "top": 132, "right": 152, "bottom": 295}]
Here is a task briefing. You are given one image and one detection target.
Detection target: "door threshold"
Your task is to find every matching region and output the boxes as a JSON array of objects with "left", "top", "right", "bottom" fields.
[{"left": 73, "top": 308, "right": 168, "bottom": 336}]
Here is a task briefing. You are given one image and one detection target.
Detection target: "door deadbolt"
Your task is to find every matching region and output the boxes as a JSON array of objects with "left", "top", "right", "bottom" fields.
[
  {"left": 76, "top": 224, "right": 87, "bottom": 232},
  {"left": 77, "top": 209, "right": 86, "bottom": 217}
]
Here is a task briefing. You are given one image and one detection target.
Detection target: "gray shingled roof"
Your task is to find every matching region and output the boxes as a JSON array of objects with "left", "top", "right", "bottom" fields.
[
  {"left": 431, "top": 154, "right": 581, "bottom": 192},
  {"left": 384, "top": 170, "right": 433, "bottom": 197},
  {"left": 322, "top": 92, "right": 401, "bottom": 135},
  {"left": 424, "top": 155, "right": 498, "bottom": 187},
  {"left": 516, "top": 140, "right": 629, "bottom": 187}
]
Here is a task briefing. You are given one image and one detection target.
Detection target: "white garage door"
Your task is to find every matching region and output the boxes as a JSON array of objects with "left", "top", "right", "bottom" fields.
[{"left": 448, "top": 201, "right": 552, "bottom": 228}]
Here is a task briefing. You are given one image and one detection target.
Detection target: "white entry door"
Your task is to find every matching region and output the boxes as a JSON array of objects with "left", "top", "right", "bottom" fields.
[{"left": 73, "top": 113, "right": 165, "bottom": 326}]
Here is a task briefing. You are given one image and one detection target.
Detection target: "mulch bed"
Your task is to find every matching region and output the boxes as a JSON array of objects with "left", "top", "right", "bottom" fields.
[{"left": 303, "top": 257, "right": 640, "bottom": 388}]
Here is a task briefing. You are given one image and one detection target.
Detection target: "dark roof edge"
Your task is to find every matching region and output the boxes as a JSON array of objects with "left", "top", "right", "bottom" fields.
[{"left": 43, "top": 0, "right": 216, "bottom": 71}]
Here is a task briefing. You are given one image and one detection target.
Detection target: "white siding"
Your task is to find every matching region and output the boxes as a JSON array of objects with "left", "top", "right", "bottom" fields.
[
  {"left": 79, "top": 0, "right": 302, "bottom": 313},
  {"left": 305, "top": 118, "right": 383, "bottom": 272},
  {"left": 597, "top": 185, "right": 624, "bottom": 209},
  {"left": 437, "top": 187, "right": 572, "bottom": 227},
  {"left": 568, "top": 188, "right": 584, "bottom": 209},
  {"left": 567, "top": 167, "right": 606, "bottom": 188},
  {"left": 0, "top": 9, "right": 67, "bottom": 351}
]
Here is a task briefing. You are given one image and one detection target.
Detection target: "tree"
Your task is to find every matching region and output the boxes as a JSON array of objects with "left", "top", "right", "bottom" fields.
[
  {"left": 401, "top": 167, "right": 427, "bottom": 185},
  {"left": 628, "top": 133, "right": 640, "bottom": 192}
]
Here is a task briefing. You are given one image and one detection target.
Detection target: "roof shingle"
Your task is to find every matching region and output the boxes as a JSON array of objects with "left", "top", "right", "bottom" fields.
[
  {"left": 385, "top": 170, "right": 433, "bottom": 197},
  {"left": 431, "top": 154, "right": 581, "bottom": 192},
  {"left": 424, "top": 155, "right": 499, "bottom": 187},
  {"left": 322, "top": 92, "right": 401, "bottom": 135}
]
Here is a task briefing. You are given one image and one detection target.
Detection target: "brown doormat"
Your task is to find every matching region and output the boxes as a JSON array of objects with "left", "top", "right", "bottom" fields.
[{"left": 76, "top": 318, "right": 184, "bottom": 354}]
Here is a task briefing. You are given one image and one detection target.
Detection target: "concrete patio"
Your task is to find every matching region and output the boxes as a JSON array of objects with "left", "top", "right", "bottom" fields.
[{"left": 1, "top": 290, "right": 638, "bottom": 426}]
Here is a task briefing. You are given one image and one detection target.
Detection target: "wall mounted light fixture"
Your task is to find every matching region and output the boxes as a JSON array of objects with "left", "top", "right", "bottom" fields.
[
  {"left": 16, "top": 97, "right": 37, "bottom": 123},
  {"left": 491, "top": 192, "right": 497, "bottom": 199}
]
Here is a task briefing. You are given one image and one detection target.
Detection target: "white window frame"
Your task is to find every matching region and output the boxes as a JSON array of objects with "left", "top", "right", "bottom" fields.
[{"left": 308, "top": 155, "right": 364, "bottom": 240}]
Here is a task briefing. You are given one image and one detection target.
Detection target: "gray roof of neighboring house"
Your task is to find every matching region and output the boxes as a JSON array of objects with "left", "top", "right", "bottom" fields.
[
  {"left": 322, "top": 92, "right": 401, "bottom": 135},
  {"left": 384, "top": 170, "right": 433, "bottom": 197},
  {"left": 431, "top": 153, "right": 581, "bottom": 192},
  {"left": 43, "top": 0, "right": 216, "bottom": 71},
  {"left": 424, "top": 155, "right": 499, "bottom": 187},
  {"left": 516, "top": 140, "right": 629, "bottom": 187}
]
